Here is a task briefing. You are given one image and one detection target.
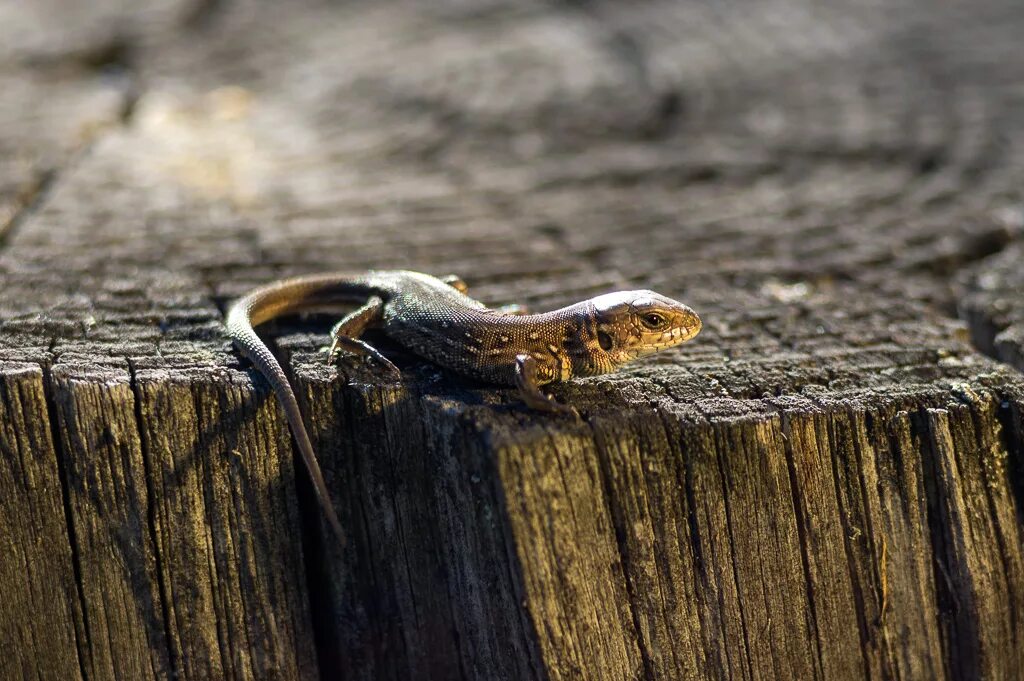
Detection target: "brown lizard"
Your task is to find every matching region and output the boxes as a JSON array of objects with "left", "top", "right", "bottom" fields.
[{"left": 226, "top": 270, "right": 702, "bottom": 542}]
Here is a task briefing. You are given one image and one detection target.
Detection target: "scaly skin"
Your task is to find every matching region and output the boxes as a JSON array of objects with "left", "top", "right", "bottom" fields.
[{"left": 226, "top": 270, "right": 702, "bottom": 542}]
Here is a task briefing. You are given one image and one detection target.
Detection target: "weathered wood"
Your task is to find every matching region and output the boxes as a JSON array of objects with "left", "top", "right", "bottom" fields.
[
  {"left": 49, "top": 362, "right": 169, "bottom": 680},
  {"left": 1, "top": 0, "right": 1024, "bottom": 679},
  {"left": 960, "top": 242, "right": 1024, "bottom": 371},
  {"left": 134, "top": 366, "right": 318, "bottom": 680},
  {"left": 0, "top": 364, "right": 83, "bottom": 681}
]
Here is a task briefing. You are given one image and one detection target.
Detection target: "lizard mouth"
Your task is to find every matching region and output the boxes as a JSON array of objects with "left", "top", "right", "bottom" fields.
[{"left": 680, "top": 311, "right": 702, "bottom": 341}]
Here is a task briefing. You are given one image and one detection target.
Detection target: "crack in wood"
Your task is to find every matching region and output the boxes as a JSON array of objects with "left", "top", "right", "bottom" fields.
[
  {"left": 126, "top": 358, "right": 180, "bottom": 679},
  {"left": 40, "top": 362, "right": 92, "bottom": 681}
]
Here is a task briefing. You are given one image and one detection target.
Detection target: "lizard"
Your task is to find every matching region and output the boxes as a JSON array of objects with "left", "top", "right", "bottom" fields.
[{"left": 226, "top": 270, "right": 702, "bottom": 542}]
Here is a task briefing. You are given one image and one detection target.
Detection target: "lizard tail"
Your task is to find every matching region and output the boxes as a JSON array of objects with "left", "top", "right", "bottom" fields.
[{"left": 226, "top": 275, "right": 370, "bottom": 545}]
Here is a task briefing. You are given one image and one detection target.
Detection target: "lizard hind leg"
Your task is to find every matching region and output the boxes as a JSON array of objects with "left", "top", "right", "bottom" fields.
[
  {"left": 496, "top": 303, "right": 529, "bottom": 316},
  {"left": 331, "top": 336, "right": 401, "bottom": 381},
  {"left": 327, "top": 296, "right": 401, "bottom": 380},
  {"left": 441, "top": 274, "right": 469, "bottom": 294}
]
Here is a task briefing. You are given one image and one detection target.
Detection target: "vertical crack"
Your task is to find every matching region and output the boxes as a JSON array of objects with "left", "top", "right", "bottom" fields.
[
  {"left": 273, "top": 342, "right": 336, "bottom": 680},
  {"left": 913, "top": 408, "right": 963, "bottom": 678},
  {"left": 40, "top": 362, "right": 91, "bottom": 681},
  {"left": 970, "top": 399, "right": 1023, "bottom": 636},
  {"left": 675, "top": 422, "right": 731, "bottom": 679},
  {"left": 483, "top": 434, "right": 550, "bottom": 681},
  {"left": 713, "top": 424, "right": 757, "bottom": 681},
  {"left": 780, "top": 413, "right": 826, "bottom": 679},
  {"left": 591, "top": 424, "right": 657, "bottom": 681},
  {"left": 126, "top": 358, "right": 180, "bottom": 679},
  {"left": 823, "top": 411, "right": 876, "bottom": 677}
]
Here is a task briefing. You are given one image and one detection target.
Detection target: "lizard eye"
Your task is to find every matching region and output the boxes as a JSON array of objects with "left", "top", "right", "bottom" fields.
[{"left": 640, "top": 312, "right": 666, "bottom": 329}]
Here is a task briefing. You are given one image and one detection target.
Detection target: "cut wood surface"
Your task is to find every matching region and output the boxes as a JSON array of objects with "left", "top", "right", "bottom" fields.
[{"left": 1, "top": 1, "right": 1024, "bottom": 679}]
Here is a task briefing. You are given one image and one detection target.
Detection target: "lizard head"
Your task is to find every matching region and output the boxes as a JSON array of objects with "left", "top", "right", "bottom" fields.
[{"left": 590, "top": 290, "right": 702, "bottom": 367}]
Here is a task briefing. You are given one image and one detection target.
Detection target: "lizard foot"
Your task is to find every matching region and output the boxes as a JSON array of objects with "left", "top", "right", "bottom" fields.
[
  {"left": 533, "top": 395, "right": 581, "bottom": 420},
  {"left": 330, "top": 354, "right": 402, "bottom": 384},
  {"left": 327, "top": 336, "right": 402, "bottom": 383}
]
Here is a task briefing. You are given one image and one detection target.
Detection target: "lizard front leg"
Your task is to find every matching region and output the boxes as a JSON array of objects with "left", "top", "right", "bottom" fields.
[
  {"left": 515, "top": 353, "right": 576, "bottom": 416},
  {"left": 327, "top": 296, "right": 401, "bottom": 380}
]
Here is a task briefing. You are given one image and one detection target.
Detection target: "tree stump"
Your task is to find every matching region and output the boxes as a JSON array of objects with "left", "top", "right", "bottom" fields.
[{"left": 2, "top": 1, "right": 1023, "bottom": 679}]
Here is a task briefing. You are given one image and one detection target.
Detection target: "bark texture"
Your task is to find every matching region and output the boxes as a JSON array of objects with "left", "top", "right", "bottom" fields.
[{"left": 1, "top": 0, "right": 1024, "bottom": 679}]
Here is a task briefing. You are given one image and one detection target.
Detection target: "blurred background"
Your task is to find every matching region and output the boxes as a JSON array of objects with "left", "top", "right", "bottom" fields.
[{"left": 2, "top": 0, "right": 1021, "bottom": 357}]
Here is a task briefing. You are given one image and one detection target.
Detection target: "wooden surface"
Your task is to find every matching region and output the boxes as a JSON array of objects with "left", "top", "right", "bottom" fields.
[{"left": 2, "top": 0, "right": 1024, "bottom": 679}]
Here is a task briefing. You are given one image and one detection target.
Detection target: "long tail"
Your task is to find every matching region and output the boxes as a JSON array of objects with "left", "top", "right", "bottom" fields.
[{"left": 225, "top": 274, "right": 370, "bottom": 544}]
